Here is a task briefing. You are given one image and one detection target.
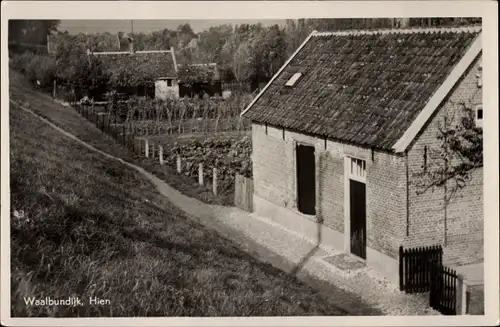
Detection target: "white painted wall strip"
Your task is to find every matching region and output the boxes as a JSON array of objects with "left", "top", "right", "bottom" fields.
[{"left": 392, "top": 33, "right": 482, "bottom": 153}]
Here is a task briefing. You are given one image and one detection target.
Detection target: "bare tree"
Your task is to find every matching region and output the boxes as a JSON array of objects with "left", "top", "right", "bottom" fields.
[{"left": 412, "top": 102, "right": 482, "bottom": 201}]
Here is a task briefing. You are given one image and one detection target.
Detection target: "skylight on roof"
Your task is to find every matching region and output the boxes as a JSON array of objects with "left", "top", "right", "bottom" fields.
[{"left": 285, "top": 73, "right": 302, "bottom": 87}]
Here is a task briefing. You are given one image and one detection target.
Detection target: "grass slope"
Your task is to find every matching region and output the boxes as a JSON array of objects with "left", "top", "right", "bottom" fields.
[
  {"left": 9, "top": 70, "right": 227, "bottom": 206},
  {"left": 9, "top": 76, "right": 380, "bottom": 317}
]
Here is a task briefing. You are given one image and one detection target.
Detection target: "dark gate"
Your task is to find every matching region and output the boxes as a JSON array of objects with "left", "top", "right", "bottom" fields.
[
  {"left": 399, "top": 245, "right": 443, "bottom": 293},
  {"left": 349, "top": 179, "right": 366, "bottom": 259},
  {"left": 296, "top": 144, "right": 316, "bottom": 215},
  {"left": 430, "top": 265, "right": 458, "bottom": 315}
]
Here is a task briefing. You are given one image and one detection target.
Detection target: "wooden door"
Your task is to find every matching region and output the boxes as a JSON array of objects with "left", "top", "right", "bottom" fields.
[
  {"left": 350, "top": 179, "right": 366, "bottom": 259},
  {"left": 296, "top": 144, "right": 316, "bottom": 215}
]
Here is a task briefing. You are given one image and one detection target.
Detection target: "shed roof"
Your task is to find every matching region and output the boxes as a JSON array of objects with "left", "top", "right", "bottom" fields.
[
  {"left": 242, "top": 26, "right": 482, "bottom": 151},
  {"left": 91, "top": 50, "right": 178, "bottom": 82}
]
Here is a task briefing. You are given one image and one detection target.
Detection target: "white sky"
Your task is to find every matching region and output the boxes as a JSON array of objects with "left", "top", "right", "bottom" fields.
[{"left": 59, "top": 19, "right": 287, "bottom": 34}]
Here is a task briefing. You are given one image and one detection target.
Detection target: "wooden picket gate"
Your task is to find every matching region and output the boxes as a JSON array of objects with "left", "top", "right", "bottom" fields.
[
  {"left": 234, "top": 174, "right": 253, "bottom": 212},
  {"left": 399, "top": 245, "right": 460, "bottom": 315},
  {"left": 429, "top": 265, "right": 459, "bottom": 315},
  {"left": 399, "top": 245, "right": 443, "bottom": 293}
]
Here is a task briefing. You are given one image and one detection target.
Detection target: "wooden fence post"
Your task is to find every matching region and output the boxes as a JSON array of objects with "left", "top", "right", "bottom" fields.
[
  {"left": 144, "top": 139, "right": 149, "bottom": 158},
  {"left": 53, "top": 80, "right": 56, "bottom": 98},
  {"left": 198, "top": 163, "right": 204, "bottom": 186},
  {"left": 151, "top": 141, "right": 155, "bottom": 159},
  {"left": 159, "top": 145, "right": 164, "bottom": 165},
  {"left": 122, "top": 125, "right": 126, "bottom": 145},
  {"left": 456, "top": 274, "right": 467, "bottom": 315},
  {"left": 399, "top": 246, "right": 404, "bottom": 291},
  {"left": 212, "top": 167, "right": 218, "bottom": 195},
  {"left": 177, "top": 156, "right": 181, "bottom": 173}
]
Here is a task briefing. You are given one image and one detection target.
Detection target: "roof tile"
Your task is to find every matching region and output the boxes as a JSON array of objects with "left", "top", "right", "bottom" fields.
[
  {"left": 243, "top": 28, "right": 480, "bottom": 150},
  {"left": 94, "top": 52, "right": 177, "bottom": 80}
]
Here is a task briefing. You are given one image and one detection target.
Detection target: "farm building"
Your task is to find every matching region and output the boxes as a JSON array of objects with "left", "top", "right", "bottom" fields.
[
  {"left": 241, "top": 26, "right": 483, "bottom": 283},
  {"left": 89, "top": 39, "right": 221, "bottom": 100},
  {"left": 88, "top": 38, "right": 179, "bottom": 100}
]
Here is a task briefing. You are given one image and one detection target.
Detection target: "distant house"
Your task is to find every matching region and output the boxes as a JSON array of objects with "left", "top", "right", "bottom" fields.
[
  {"left": 89, "top": 38, "right": 221, "bottom": 100},
  {"left": 241, "top": 26, "right": 483, "bottom": 283},
  {"left": 88, "top": 38, "right": 178, "bottom": 100}
]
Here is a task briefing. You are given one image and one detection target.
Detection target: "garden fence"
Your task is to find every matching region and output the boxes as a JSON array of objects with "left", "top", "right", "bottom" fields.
[{"left": 399, "top": 245, "right": 464, "bottom": 315}]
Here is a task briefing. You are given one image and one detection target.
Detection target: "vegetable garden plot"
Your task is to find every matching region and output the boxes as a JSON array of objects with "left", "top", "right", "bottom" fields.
[{"left": 156, "top": 133, "right": 253, "bottom": 197}]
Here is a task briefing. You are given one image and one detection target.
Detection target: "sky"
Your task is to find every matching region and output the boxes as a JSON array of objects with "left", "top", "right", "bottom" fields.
[{"left": 59, "top": 19, "right": 287, "bottom": 34}]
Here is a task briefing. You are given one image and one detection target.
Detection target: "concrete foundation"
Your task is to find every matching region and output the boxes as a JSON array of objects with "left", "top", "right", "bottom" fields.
[{"left": 253, "top": 194, "right": 400, "bottom": 284}]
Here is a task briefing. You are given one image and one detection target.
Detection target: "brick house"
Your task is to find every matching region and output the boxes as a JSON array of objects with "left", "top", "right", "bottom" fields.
[{"left": 241, "top": 26, "right": 483, "bottom": 283}]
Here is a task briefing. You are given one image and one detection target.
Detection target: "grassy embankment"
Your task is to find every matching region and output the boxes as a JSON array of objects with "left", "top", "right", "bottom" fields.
[{"left": 9, "top": 71, "right": 380, "bottom": 317}]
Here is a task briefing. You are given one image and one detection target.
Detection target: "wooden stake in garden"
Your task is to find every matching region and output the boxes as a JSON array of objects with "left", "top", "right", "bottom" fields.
[
  {"left": 176, "top": 156, "right": 181, "bottom": 173},
  {"left": 213, "top": 166, "right": 218, "bottom": 195},
  {"left": 159, "top": 145, "right": 164, "bottom": 165},
  {"left": 198, "top": 163, "right": 204, "bottom": 186},
  {"left": 53, "top": 80, "right": 56, "bottom": 98},
  {"left": 144, "top": 139, "right": 149, "bottom": 158}
]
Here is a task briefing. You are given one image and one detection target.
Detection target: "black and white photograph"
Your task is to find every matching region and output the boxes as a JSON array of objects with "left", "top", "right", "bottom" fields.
[{"left": 1, "top": 1, "right": 498, "bottom": 326}]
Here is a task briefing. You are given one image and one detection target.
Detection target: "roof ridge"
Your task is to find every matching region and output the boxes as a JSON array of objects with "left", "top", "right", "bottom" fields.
[
  {"left": 312, "top": 25, "right": 482, "bottom": 37},
  {"left": 88, "top": 49, "right": 172, "bottom": 56}
]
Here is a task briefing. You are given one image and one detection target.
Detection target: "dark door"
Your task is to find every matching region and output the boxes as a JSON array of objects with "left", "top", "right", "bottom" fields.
[
  {"left": 350, "top": 179, "right": 366, "bottom": 259},
  {"left": 296, "top": 144, "right": 316, "bottom": 215}
]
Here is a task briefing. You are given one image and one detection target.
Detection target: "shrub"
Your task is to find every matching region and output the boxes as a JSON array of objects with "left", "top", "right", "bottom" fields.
[{"left": 10, "top": 52, "right": 57, "bottom": 89}]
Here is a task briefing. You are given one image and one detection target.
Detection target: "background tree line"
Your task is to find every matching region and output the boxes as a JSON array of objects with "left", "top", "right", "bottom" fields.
[
  {"left": 9, "top": 18, "right": 481, "bottom": 88},
  {"left": 9, "top": 17, "right": 483, "bottom": 192}
]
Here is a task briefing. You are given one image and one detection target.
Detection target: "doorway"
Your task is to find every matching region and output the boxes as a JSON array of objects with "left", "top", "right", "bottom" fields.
[
  {"left": 350, "top": 179, "right": 366, "bottom": 259},
  {"left": 296, "top": 144, "right": 316, "bottom": 215}
]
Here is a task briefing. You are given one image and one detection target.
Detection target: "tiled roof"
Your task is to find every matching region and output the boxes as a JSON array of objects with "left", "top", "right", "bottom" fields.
[
  {"left": 92, "top": 51, "right": 177, "bottom": 81},
  {"left": 242, "top": 27, "right": 481, "bottom": 150}
]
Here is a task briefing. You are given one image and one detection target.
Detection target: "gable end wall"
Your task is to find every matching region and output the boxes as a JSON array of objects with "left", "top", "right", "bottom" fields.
[{"left": 404, "top": 55, "right": 483, "bottom": 266}]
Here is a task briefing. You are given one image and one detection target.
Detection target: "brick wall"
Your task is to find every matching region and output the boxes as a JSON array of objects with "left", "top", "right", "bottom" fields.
[
  {"left": 252, "top": 123, "right": 407, "bottom": 259},
  {"left": 404, "top": 55, "right": 483, "bottom": 266},
  {"left": 251, "top": 55, "right": 483, "bottom": 265}
]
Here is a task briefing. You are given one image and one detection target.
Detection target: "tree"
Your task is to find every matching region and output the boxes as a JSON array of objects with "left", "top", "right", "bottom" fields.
[
  {"left": 177, "top": 23, "right": 196, "bottom": 48},
  {"left": 232, "top": 41, "right": 254, "bottom": 82},
  {"left": 197, "top": 24, "right": 234, "bottom": 63},
  {"left": 412, "top": 104, "right": 483, "bottom": 201},
  {"left": 9, "top": 20, "right": 60, "bottom": 45},
  {"left": 253, "top": 24, "right": 287, "bottom": 81}
]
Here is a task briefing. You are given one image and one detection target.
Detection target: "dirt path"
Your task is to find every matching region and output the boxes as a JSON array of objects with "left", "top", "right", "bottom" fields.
[{"left": 10, "top": 98, "right": 438, "bottom": 316}]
